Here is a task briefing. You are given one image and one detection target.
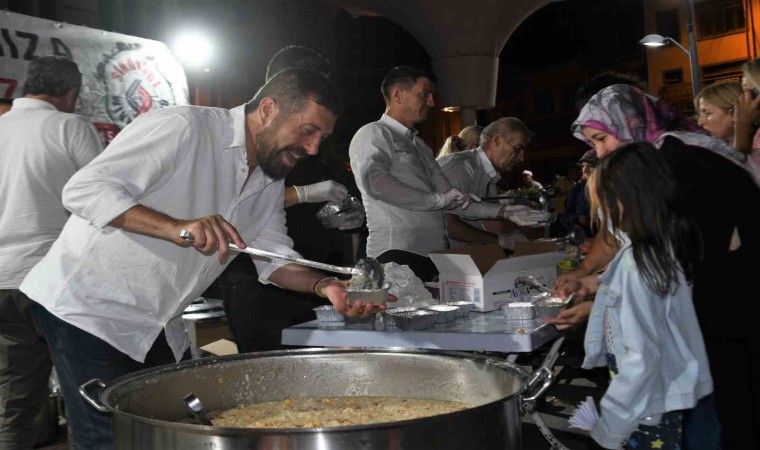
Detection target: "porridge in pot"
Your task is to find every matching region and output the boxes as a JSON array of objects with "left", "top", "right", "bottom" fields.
[{"left": 209, "top": 396, "right": 470, "bottom": 428}]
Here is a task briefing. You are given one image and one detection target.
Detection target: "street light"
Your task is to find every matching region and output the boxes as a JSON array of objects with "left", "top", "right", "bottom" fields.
[
  {"left": 171, "top": 31, "right": 213, "bottom": 106},
  {"left": 639, "top": 1, "right": 701, "bottom": 100}
]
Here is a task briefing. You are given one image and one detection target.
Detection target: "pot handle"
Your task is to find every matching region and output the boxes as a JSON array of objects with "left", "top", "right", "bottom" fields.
[
  {"left": 523, "top": 366, "right": 554, "bottom": 402},
  {"left": 79, "top": 379, "right": 109, "bottom": 413}
]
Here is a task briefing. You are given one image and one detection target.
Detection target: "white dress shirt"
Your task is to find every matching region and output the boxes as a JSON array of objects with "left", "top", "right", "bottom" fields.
[
  {"left": 0, "top": 98, "right": 102, "bottom": 288},
  {"left": 21, "top": 104, "right": 299, "bottom": 362},
  {"left": 438, "top": 148, "right": 503, "bottom": 248},
  {"left": 349, "top": 114, "right": 502, "bottom": 258}
]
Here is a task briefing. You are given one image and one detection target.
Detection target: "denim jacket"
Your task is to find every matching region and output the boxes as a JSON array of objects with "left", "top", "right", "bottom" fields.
[{"left": 582, "top": 241, "right": 714, "bottom": 449}]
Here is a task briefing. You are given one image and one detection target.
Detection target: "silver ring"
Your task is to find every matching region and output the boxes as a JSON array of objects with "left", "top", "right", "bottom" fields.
[{"left": 179, "top": 229, "right": 191, "bottom": 240}]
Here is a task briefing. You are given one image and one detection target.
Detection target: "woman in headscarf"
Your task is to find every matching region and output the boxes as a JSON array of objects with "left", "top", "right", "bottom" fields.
[{"left": 552, "top": 84, "right": 760, "bottom": 449}]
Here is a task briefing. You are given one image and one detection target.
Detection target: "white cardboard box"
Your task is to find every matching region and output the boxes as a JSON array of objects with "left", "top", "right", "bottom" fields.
[{"left": 430, "top": 243, "right": 565, "bottom": 312}]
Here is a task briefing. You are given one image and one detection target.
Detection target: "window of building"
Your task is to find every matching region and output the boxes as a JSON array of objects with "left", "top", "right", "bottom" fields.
[
  {"left": 656, "top": 8, "right": 680, "bottom": 41},
  {"left": 696, "top": 0, "right": 746, "bottom": 39},
  {"left": 560, "top": 83, "right": 580, "bottom": 112},
  {"left": 533, "top": 89, "right": 554, "bottom": 116},
  {"left": 663, "top": 68, "right": 684, "bottom": 85}
]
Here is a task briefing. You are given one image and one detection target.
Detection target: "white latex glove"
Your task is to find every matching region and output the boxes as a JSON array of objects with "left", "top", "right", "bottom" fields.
[
  {"left": 437, "top": 188, "right": 471, "bottom": 210},
  {"left": 294, "top": 180, "right": 348, "bottom": 204},
  {"left": 498, "top": 204, "right": 539, "bottom": 227},
  {"left": 498, "top": 230, "right": 527, "bottom": 250},
  {"left": 335, "top": 204, "right": 366, "bottom": 230}
]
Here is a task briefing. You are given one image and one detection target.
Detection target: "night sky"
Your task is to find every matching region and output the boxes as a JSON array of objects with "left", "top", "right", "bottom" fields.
[{"left": 104, "top": 0, "right": 646, "bottom": 179}]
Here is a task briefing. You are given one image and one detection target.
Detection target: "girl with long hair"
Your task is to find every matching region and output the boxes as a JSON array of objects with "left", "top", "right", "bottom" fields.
[{"left": 582, "top": 142, "right": 713, "bottom": 449}]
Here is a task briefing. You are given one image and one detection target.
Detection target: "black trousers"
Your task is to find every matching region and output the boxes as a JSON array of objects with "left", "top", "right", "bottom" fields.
[
  {"left": 0, "top": 290, "right": 52, "bottom": 449},
  {"left": 218, "top": 257, "right": 328, "bottom": 353}
]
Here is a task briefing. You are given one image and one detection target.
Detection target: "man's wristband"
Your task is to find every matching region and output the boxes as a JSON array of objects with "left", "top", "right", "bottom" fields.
[{"left": 313, "top": 276, "right": 338, "bottom": 298}]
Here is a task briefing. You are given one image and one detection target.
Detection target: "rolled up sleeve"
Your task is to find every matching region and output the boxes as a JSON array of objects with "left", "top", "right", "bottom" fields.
[
  {"left": 250, "top": 188, "right": 301, "bottom": 283},
  {"left": 351, "top": 126, "right": 442, "bottom": 210},
  {"left": 62, "top": 112, "right": 190, "bottom": 229}
]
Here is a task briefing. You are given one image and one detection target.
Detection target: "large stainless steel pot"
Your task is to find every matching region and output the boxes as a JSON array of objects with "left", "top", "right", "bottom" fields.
[{"left": 80, "top": 348, "right": 553, "bottom": 450}]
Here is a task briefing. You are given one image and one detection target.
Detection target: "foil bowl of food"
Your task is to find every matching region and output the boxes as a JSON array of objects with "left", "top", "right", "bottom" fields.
[
  {"left": 502, "top": 302, "right": 536, "bottom": 320},
  {"left": 442, "top": 301, "right": 475, "bottom": 318},
  {"left": 316, "top": 196, "right": 363, "bottom": 229},
  {"left": 382, "top": 306, "right": 419, "bottom": 328},
  {"left": 313, "top": 305, "right": 345, "bottom": 322},
  {"left": 424, "top": 305, "right": 459, "bottom": 324},
  {"left": 346, "top": 287, "right": 388, "bottom": 306},
  {"left": 533, "top": 297, "right": 567, "bottom": 320},
  {"left": 387, "top": 310, "right": 437, "bottom": 331}
]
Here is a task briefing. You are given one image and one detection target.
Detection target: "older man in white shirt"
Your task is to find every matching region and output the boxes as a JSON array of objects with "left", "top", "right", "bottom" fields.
[
  {"left": 21, "top": 68, "right": 374, "bottom": 450},
  {"left": 349, "top": 66, "right": 537, "bottom": 281},
  {"left": 0, "top": 56, "right": 103, "bottom": 450},
  {"left": 438, "top": 117, "right": 533, "bottom": 250}
]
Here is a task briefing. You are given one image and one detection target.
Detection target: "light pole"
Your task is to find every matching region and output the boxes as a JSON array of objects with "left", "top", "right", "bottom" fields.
[{"left": 639, "top": 1, "right": 701, "bottom": 100}]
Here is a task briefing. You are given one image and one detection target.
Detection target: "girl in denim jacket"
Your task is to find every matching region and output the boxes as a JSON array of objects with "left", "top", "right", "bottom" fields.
[{"left": 582, "top": 142, "right": 714, "bottom": 449}]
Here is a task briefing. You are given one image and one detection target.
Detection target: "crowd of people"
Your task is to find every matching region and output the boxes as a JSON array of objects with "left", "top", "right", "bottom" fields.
[{"left": 1, "top": 46, "right": 758, "bottom": 450}]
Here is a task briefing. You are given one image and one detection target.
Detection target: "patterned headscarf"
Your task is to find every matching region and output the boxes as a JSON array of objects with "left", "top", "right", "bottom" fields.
[{"left": 572, "top": 84, "right": 759, "bottom": 185}]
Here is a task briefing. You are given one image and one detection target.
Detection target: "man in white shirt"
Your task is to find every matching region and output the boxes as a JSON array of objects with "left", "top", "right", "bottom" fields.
[
  {"left": 20, "top": 68, "right": 374, "bottom": 449},
  {"left": 349, "top": 66, "right": 538, "bottom": 281},
  {"left": 0, "top": 56, "right": 103, "bottom": 450},
  {"left": 438, "top": 117, "right": 533, "bottom": 250}
]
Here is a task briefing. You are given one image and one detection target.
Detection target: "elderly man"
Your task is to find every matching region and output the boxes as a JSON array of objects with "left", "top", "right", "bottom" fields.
[
  {"left": 0, "top": 56, "right": 103, "bottom": 450},
  {"left": 20, "top": 68, "right": 376, "bottom": 449},
  {"left": 438, "top": 117, "right": 534, "bottom": 250},
  {"left": 349, "top": 66, "right": 537, "bottom": 281}
]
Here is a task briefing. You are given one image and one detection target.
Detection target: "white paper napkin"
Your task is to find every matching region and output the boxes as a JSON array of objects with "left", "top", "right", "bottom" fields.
[{"left": 568, "top": 396, "right": 599, "bottom": 431}]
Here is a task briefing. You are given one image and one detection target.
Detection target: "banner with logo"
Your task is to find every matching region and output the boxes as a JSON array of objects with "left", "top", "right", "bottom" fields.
[{"left": 0, "top": 11, "right": 188, "bottom": 144}]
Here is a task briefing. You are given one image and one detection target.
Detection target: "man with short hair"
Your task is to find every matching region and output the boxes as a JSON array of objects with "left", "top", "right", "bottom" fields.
[
  {"left": 219, "top": 46, "right": 364, "bottom": 352},
  {"left": 438, "top": 117, "right": 534, "bottom": 250},
  {"left": 349, "top": 66, "right": 537, "bottom": 281},
  {"left": 20, "top": 68, "right": 376, "bottom": 449},
  {"left": 0, "top": 56, "right": 103, "bottom": 450}
]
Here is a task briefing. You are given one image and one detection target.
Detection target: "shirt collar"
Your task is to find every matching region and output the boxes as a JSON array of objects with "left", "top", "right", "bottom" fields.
[
  {"left": 11, "top": 98, "right": 58, "bottom": 111},
  {"left": 227, "top": 104, "right": 247, "bottom": 149},
  {"left": 380, "top": 113, "right": 418, "bottom": 141},
  {"left": 476, "top": 147, "right": 501, "bottom": 182}
]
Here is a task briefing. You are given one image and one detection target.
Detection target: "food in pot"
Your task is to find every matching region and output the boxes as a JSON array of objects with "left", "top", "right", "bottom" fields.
[
  {"left": 351, "top": 257, "right": 384, "bottom": 290},
  {"left": 209, "top": 396, "right": 469, "bottom": 428}
]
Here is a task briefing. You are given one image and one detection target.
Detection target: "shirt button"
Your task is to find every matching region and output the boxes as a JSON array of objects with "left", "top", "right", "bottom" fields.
[{"left": 240, "top": 168, "right": 246, "bottom": 173}]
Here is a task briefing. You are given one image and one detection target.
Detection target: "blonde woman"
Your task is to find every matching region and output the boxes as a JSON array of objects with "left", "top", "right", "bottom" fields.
[
  {"left": 694, "top": 82, "right": 743, "bottom": 143},
  {"left": 736, "top": 59, "right": 760, "bottom": 165},
  {"left": 436, "top": 125, "right": 482, "bottom": 158}
]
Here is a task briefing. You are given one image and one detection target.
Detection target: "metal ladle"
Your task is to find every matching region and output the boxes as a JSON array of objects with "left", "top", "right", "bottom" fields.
[
  {"left": 183, "top": 393, "right": 214, "bottom": 426},
  {"left": 179, "top": 230, "right": 362, "bottom": 276},
  {"left": 535, "top": 225, "right": 586, "bottom": 246}
]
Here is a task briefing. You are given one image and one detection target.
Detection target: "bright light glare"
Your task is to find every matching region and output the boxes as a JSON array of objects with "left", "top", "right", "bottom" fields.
[
  {"left": 173, "top": 32, "right": 213, "bottom": 67},
  {"left": 639, "top": 34, "right": 666, "bottom": 47}
]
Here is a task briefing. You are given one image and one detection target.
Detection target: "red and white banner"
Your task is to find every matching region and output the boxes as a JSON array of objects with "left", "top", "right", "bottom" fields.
[{"left": 0, "top": 11, "right": 188, "bottom": 144}]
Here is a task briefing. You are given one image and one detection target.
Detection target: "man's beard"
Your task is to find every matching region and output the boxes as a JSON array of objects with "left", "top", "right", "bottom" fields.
[{"left": 253, "top": 127, "right": 308, "bottom": 180}]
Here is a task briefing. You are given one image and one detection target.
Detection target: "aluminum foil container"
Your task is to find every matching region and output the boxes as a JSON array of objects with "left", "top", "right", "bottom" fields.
[
  {"left": 313, "top": 305, "right": 344, "bottom": 322},
  {"left": 387, "top": 310, "right": 437, "bottom": 330},
  {"left": 529, "top": 210, "right": 557, "bottom": 224},
  {"left": 533, "top": 298, "right": 566, "bottom": 319},
  {"left": 442, "top": 301, "right": 475, "bottom": 318},
  {"left": 346, "top": 288, "right": 388, "bottom": 305},
  {"left": 425, "top": 305, "right": 459, "bottom": 324},
  {"left": 315, "top": 196, "right": 363, "bottom": 228},
  {"left": 382, "top": 307, "right": 419, "bottom": 328},
  {"left": 345, "top": 313, "right": 376, "bottom": 328},
  {"left": 502, "top": 302, "right": 536, "bottom": 320}
]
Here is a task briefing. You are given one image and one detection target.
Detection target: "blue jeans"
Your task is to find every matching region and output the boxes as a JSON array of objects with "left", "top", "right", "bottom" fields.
[
  {"left": 30, "top": 302, "right": 187, "bottom": 450},
  {"left": 682, "top": 394, "right": 721, "bottom": 450}
]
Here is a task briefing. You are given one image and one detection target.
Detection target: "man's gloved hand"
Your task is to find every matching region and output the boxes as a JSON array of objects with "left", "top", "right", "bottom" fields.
[
  {"left": 294, "top": 180, "right": 349, "bottom": 204},
  {"left": 498, "top": 204, "right": 539, "bottom": 227},
  {"left": 498, "top": 229, "right": 527, "bottom": 250},
  {"left": 436, "top": 188, "right": 472, "bottom": 210},
  {"left": 335, "top": 204, "right": 366, "bottom": 230}
]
